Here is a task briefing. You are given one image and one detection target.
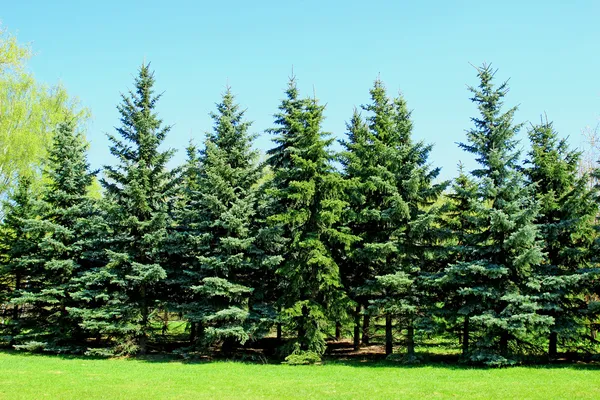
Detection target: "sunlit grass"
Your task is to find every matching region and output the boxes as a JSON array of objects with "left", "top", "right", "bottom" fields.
[{"left": 1, "top": 351, "right": 599, "bottom": 399}]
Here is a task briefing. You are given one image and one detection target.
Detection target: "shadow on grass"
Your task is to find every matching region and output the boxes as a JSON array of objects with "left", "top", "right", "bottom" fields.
[{"left": 1, "top": 339, "right": 599, "bottom": 370}]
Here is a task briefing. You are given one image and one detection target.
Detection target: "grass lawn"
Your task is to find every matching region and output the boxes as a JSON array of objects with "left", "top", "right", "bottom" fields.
[{"left": 0, "top": 351, "right": 599, "bottom": 399}]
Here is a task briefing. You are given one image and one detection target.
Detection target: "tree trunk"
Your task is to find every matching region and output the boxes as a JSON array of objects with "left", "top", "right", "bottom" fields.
[
  {"left": 139, "top": 285, "right": 148, "bottom": 355},
  {"left": 462, "top": 316, "right": 470, "bottom": 356},
  {"left": 12, "top": 273, "right": 20, "bottom": 321},
  {"left": 59, "top": 300, "right": 67, "bottom": 338},
  {"left": 335, "top": 322, "right": 341, "bottom": 341},
  {"left": 499, "top": 331, "right": 509, "bottom": 357},
  {"left": 362, "top": 313, "right": 370, "bottom": 346},
  {"left": 406, "top": 322, "right": 415, "bottom": 357},
  {"left": 276, "top": 305, "right": 282, "bottom": 341},
  {"left": 162, "top": 310, "right": 169, "bottom": 336},
  {"left": 198, "top": 323, "right": 205, "bottom": 342},
  {"left": 298, "top": 305, "right": 308, "bottom": 350},
  {"left": 190, "top": 322, "right": 197, "bottom": 344},
  {"left": 549, "top": 331, "right": 558, "bottom": 359},
  {"left": 353, "top": 305, "right": 361, "bottom": 350},
  {"left": 10, "top": 273, "right": 21, "bottom": 344},
  {"left": 385, "top": 314, "right": 393, "bottom": 356},
  {"left": 139, "top": 334, "right": 147, "bottom": 355}
]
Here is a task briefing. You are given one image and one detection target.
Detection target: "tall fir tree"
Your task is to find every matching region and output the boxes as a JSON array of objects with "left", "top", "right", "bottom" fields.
[
  {"left": 164, "top": 140, "right": 201, "bottom": 342},
  {"left": 338, "top": 109, "right": 373, "bottom": 348},
  {"left": 184, "top": 88, "right": 269, "bottom": 352},
  {"left": 436, "top": 164, "right": 481, "bottom": 356},
  {"left": 0, "top": 177, "right": 39, "bottom": 344},
  {"left": 523, "top": 118, "right": 598, "bottom": 357},
  {"left": 441, "top": 64, "right": 551, "bottom": 365},
  {"left": 8, "top": 118, "right": 96, "bottom": 350},
  {"left": 267, "top": 77, "right": 355, "bottom": 357},
  {"left": 341, "top": 79, "right": 446, "bottom": 357},
  {"left": 77, "top": 64, "right": 177, "bottom": 355}
]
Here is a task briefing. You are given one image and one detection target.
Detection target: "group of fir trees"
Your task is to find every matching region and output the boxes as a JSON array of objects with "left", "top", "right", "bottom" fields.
[{"left": 0, "top": 63, "right": 598, "bottom": 365}]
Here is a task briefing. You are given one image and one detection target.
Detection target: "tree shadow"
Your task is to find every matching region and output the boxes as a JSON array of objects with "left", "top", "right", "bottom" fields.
[{"left": 1, "top": 338, "right": 599, "bottom": 370}]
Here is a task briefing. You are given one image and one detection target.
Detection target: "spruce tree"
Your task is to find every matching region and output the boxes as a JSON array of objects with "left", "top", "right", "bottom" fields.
[
  {"left": 78, "top": 64, "right": 177, "bottom": 355},
  {"left": 0, "top": 177, "right": 39, "bottom": 344},
  {"left": 185, "top": 88, "right": 267, "bottom": 352},
  {"left": 267, "top": 77, "right": 354, "bottom": 357},
  {"left": 523, "top": 119, "right": 598, "bottom": 357},
  {"left": 338, "top": 110, "right": 373, "bottom": 348},
  {"left": 443, "top": 64, "right": 551, "bottom": 365},
  {"left": 436, "top": 164, "right": 480, "bottom": 356},
  {"left": 164, "top": 141, "right": 200, "bottom": 342},
  {"left": 8, "top": 118, "right": 96, "bottom": 350},
  {"left": 341, "top": 79, "right": 446, "bottom": 357}
]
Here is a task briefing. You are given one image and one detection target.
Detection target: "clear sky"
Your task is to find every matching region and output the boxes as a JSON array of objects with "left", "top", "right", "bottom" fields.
[{"left": 2, "top": 0, "right": 599, "bottom": 180}]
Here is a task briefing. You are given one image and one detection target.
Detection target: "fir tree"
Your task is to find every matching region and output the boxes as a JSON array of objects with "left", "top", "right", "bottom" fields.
[
  {"left": 341, "top": 79, "right": 446, "bottom": 357},
  {"left": 185, "top": 88, "right": 267, "bottom": 352},
  {"left": 523, "top": 118, "right": 598, "bottom": 357},
  {"left": 267, "top": 77, "right": 354, "bottom": 357},
  {"left": 436, "top": 164, "right": 480, "bottom": 356},
  {"left": 164, "top": 141, "right": 201, "bottom": 342},
  {"left": 0, "top": 177, "right": 39, "bottom": 344},
  {"left": 9, "top": 118, "right": 96, "bottom": 350},
  {"left": 78, "top": 64, "right": 177, "bottom": 355},
  {"left": 443, "top": 64, "right": 551, "bottom": 365}
]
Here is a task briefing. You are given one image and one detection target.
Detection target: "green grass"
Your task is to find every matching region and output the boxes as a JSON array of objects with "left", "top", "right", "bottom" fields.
[{"left": 0, "top": 351, "right": 599, "bottom": 399}]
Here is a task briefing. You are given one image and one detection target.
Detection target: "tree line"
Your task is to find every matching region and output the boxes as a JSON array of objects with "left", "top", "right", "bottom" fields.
[{"left": 1, "top": 62, "right": 598, "bottom": 366}]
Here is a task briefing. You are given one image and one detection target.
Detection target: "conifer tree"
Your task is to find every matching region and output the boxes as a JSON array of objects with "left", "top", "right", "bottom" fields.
[
  {"left": 0, "top": 177, "right": 39, "bottom": 344},
  {"left": 267, "top": 77, "right": 354, "bottom": 357},
  {"left": 338, "top": 110, "right": 373, "bottom": 348},
  {"left": 341, "top": 79, "right": 446, "bottom": 356},
  {"left": 436, "top": 164, "right": 480, "bottom": 356},
  {"left": 444, "top": 64, "right": 551, "bottom": 365},
  {"left": 164, "top": 141, "right": 200, "bottom": 342},
  {"left": 77, "top": 64, "right": 177, "bottom": 355},
  {"left": 185, "top": 88, "right": 268, "bottom": 352},
  {"left": 8, "top": 118, "right": 96, "bottom": 350},
  {"left": 523, "top": 119, "right": 598, "bottom": 357}
]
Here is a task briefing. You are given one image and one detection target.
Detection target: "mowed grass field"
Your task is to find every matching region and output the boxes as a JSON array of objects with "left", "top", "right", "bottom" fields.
[{"left": 0, "top": 351, "right": 599, "bottom": 399}]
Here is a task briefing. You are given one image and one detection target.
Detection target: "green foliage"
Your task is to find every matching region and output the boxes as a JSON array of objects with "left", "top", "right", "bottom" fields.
[
  {"left": 0, "top": 177, "right": 39, "bottom": 343},
  {"left": 0, "top": 27, "right": 89, "bottom": 206},
  {"left": 172, "top": 88, "right": 274, "bottom": 351},
  {"left": 0, "top": 58, "right": 598, "bottom": 364},
  {"left": 266, "top": 77, "right": 355, "bottom": 355},
  {"left": 283, "top": 343, "right": 322, "bottom": 364},
  {"left": 442, "top": 64, "right": 552, "bottom": 365},
  {"left": 3, "top": 118, "right": 96, "bottom": 351},
  {"left": 74, "top": 64, "right": 177, "bottom": 355},
  {"left": 340, "top": 79, "right": 446, "bottom": 355},
  {"left": 523, "top": 118, "right": 599, "bottom": 355}
]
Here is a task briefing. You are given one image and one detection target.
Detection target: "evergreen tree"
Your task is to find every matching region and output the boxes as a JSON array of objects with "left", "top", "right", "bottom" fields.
[
  {"left": 338, "top": 110, "right": 372, "bottom": 348},
  {"left": 442, "top": 64, "right": 551, "bottom": 365},
  {"left": 185, "top": 88, "right": 268, "bottom": 352},
  {"left": 164, "top": 141, "right": 200, "bottom": 342},
  {"left": 0, "top": 177, "right": 39, "bottom": 344},
  {"left": 8, "top": 118, "right": 96, "bottom": 350},
  {"left": 341, "top": 79, "right": 446, "bottom": 357},
  {"left": 267, "top": 77, "right": 354, "bottom": 357},
  {"left": 77, "top": 64, "right": 177, "bottom": 355},
  {"left": 436, "top": 164, "right": 480, "bottom": 356},
  {"left": 523, "top": 119, "right": 598, "bottom": 357}
]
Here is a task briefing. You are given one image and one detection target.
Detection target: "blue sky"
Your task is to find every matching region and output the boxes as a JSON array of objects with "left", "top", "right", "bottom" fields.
[{"left": 3, "top": 0, "right": 599, "bottom": 180}]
